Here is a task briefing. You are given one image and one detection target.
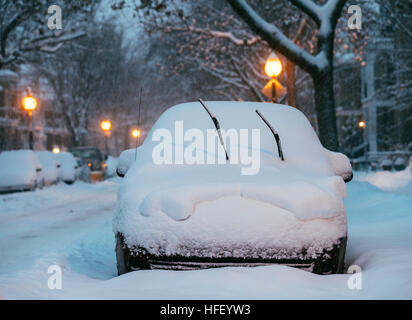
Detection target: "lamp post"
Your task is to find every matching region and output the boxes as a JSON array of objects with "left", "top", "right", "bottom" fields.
[
  {"left": 21, "top": 92, "right": 38, "bottom": 149},
  {"left": 264, "top": 53, "right": 283, "bottom": 103},
  {"left": 100, "top": 120, "right": 111, "bottom": 155},
  {"left": 358, "top": 120, "right": 368, "bottom": 169}
]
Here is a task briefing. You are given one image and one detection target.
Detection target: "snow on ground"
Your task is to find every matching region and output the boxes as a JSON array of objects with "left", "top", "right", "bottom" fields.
[
  {"left": 356, "top": 167, "right": 412, "bottom": 192},
  {"left": 0, "top": 172, "right": 411, "bottom": 299}
]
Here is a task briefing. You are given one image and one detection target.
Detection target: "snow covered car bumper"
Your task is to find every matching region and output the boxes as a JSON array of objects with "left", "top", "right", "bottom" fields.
[
  {"left": 115, "top": 182, "right": 348, "bottom": 275},
  {"left": 116, "top": 233, "right": 347, "bottom": 275}
]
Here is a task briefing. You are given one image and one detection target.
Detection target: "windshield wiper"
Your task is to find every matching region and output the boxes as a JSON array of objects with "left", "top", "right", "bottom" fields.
[
  {"left": 255, "top": 109, "right": 284, "bottom": 161},
  {"left": 198, "top": 99, "right": 229, "bottom": 161}
]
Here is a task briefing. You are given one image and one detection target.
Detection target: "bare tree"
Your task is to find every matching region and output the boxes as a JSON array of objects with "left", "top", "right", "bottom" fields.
[
  {"left": 0, "top": 0, "right": 95, "bottom": 69},
  {"left": 31, "top": 22, "right": 131, "bottom": 147}
]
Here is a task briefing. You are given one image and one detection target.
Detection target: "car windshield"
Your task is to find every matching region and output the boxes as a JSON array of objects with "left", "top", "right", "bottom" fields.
[{"left": 69, "top": 148, "right": 102, "bottom": 161}]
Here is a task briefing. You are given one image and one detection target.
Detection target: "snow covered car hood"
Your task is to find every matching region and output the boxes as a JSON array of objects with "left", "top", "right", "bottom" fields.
[{"left": 137, "top": 166, "right": 346, "bottom": 222}]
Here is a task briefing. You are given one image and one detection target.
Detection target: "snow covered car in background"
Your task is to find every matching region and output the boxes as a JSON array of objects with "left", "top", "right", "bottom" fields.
[
  {"left": 0, "top": 150, "right": 44, "bottom": 192},
  {"left": 114, "top": 101, "right": 352, "bottom": 275},
  {"left": 105, "top": 156, "right": 119, "bottom": 178},
  {"left": 36, "top": 151, "right": 60, "bottom": 185},
  {"left": 55, "top": 152, "right": 77, "bottom": 184},
  {"left": 74, "top": 157, "right": 83, "bottom": 179},
  {"left": 116, "top": 148, "right": 136, "bottom": 178}
]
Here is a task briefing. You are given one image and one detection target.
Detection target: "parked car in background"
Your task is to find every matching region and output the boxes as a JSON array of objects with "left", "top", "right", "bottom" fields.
[
  {"left": 74, "top": 157, "right": 83, "bottom": 179},
  {"left": 68, "top": 147, "right": 107, "bottom": 182},
  {"left": 116, "top": 149, "right": 136, "bottom": 178},
  {"left": 0, "top": 150, "right": 44, "bottom": 192},
  {"left": 55, "top": 152, "right": 77, "bottom": 184},
  {"left": 36, "top": 151, "right": 60, "bottom": 185},
  {"left": 114, "top": 101, "right": 352, "bottom": 275},
  {"left": 381, "top": 159, "right": 393, "bottom": 171},
  {"left": 105, "top": 156, "right": 118, "bottom": 178}
]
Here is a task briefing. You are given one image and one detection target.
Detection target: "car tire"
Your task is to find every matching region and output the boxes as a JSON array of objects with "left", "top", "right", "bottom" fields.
[
  {"left": 116, "top": 233, "right": 130, "bottom": 275},
  {"left": 116, "top": 233, "right": 151, "bottom": 275}
]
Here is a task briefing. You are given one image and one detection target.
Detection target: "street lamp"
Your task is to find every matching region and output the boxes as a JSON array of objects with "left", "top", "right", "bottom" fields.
[
  {"left": 264, "top": 53, "right": 283, "bottom": 103},
  {"left": 131, "top": 128, "right": 141, "bottom": 138},
  {"left": 358, "top": 120, "right": 366, "bottom": 128},
  {"left": 358, "top": 120, "right": 368, "bottom": 168},
  {"left": 52, "top": 146, "right": 60, "bottom": 154},
  {"left": 100, "top": 120, "right": 111, "bottom": 155},
  {"left": 21, "top": 92, "right": 38, "bottom": 149}
]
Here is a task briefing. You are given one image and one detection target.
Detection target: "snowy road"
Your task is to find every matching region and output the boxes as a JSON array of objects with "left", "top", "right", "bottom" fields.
[{"left": 0, "top": 172, "right": 412, "bottom": 299}]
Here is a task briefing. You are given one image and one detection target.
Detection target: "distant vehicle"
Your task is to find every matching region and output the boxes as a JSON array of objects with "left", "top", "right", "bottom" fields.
[
  {"left": 36, "top": 151, "right": 60, "bottom": 185},
  {"left": 68, "top": 147, "right": 107, "bottom": 182},
  {"left": 74, "top": 157, "right": 83, "bottom": 179},
  {"left": 381, "top": 159, "right": 393, "bottom": 171},
  {"left": 114, "top": 101, "right": 352, "bottom": 275},
  {"left": 116, "top": 149, "right": 135, "bottom": 178},
  {"left": 0, "top": 150, "right": 44, "bottom": 192},
  {"left": 393, "top": 157, "right": 406, "bottom": 171},
  {"left": 55, "top": 152, "right": 77, "bottom": 184},
  {"left": 105, "top": 155, "right": 118, "bottom": 178}
]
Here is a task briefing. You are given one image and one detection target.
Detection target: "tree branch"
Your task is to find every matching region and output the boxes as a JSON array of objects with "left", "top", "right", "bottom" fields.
[
  {"left": 290, "top": 0, "right": 321, "bottom": 26},
  {"left": 226, "top": 0, "right": 320, "bottom": 74},
  {"left": 1, "top": 10, "right": 30, "bottom": 57},
  {"left": 162, "top": 25, "right": 261, "bottom": 46}
]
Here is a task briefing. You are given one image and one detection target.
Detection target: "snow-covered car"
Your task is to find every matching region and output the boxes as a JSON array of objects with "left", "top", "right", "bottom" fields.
[
  {"left": 74, "top": 157, "right": 83, "bottom": 179},
  {"left": 105, "top": 156, "right": 119, "bottom": 178},
  {"left": 113, "top": 101, "right": 352, "bottom": 275},
  {"left": 116, "top": 148, "right": 136, "bottom": 178},
  {"left": 0, "top": 150, "right": 44, "bottom": 192},
  {"left": 36, "top": 151, "right": 60, "bottom": 185},
  {"left": 55, "top": 152, "right": 77, "bottom": 184}
]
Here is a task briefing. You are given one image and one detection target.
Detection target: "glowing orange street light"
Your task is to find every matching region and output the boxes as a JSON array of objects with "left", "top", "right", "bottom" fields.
[
  {"left": 22, "top": 95, "right": 38, "bottom": 114},
  {"left": 264, "top": 53, "right": 283, "bottom": 103},
  {"left": 264, "top": 54, "right": 283, "bottom": 78},
  {"left": 21, "top": 93, "right": 38, "bottom": 149},
  {"left": 358, "top": 120, "right": 366, "bottom": 128},
  {"left": 100, "top": 120, "right": 111, "bottom": 156},
  {"left": 100, "top": 120, "right": 111, "bottom": 132},
  {"left": 131, "top": 128, "right": 141, "bottom": 138}
]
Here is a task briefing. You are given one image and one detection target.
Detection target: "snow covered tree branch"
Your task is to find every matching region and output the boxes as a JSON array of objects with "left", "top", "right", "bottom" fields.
[
  {"left": 0, "top": 0, "right": 96, "bottom": 69},
  {"left": 226, "top": 0, "right": 349, "bottom": 151}
]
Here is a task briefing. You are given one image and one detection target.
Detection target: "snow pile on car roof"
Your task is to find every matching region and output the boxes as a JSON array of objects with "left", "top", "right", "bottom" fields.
[
  {"left": 113, "top": 101, "right": 348, "bottom": 258},
  {"left": 0, "top": 150, "right": 40, "bottom": 187}
]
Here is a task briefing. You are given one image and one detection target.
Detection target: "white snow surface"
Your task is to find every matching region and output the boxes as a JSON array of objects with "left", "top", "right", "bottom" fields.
[
  {"left": 0, "top": 173, "right": 411, "bottom": 299},
  {"left": 0, "top": 150, "right": 41, "bottom": 187},
  {"left": 113, "top": 102, "right": 348, "bottom": 257},
  {"left": 36, "top": 151, "right": 59, "bottom": 185},
  {"left": 357, "top": 167, "right": 412, "bottom": 191}
]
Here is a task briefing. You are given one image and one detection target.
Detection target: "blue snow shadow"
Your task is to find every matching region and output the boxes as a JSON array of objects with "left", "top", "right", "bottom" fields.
[{"left": 67, "top": 219, "right": 118, "bottom": 280}]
